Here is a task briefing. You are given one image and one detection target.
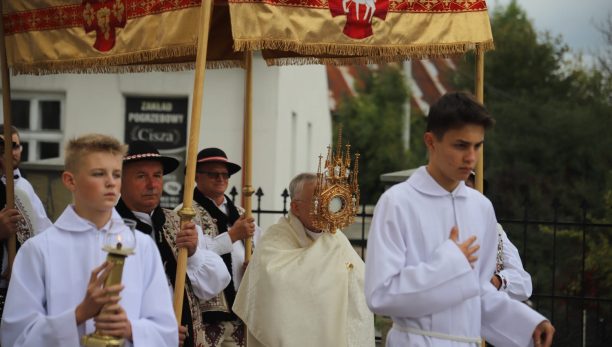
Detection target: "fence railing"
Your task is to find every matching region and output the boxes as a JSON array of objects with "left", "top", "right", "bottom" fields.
[{"left": 230, "top": 186, "right": 612, "bottom": 347}]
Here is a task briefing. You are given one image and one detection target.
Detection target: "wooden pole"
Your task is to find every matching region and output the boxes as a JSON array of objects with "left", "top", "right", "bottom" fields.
[
  {"left": 475, "top": 46, "right": 486, "bottom": 347},
  {"left": 474, "top": 47, "right": 485, "bottom": 195},
  {"left": 0, "top": 7, "right": 16, "bottom": 279},
  {"left": 173, "top": 0, "right": 214, "bottom": 324},
  {"left": 243, "top": 52, "right": 254, "bottom": 262}
]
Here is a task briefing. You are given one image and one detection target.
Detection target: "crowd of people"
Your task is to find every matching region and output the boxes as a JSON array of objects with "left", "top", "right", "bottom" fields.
[{"left": 0, "top": 92, "right": 554, "bottom": 347}]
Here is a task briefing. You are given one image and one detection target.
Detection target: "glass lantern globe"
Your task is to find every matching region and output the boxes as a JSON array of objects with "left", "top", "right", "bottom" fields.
[{"left": 103, "top": 218, "right": 137, "bottom": 255}]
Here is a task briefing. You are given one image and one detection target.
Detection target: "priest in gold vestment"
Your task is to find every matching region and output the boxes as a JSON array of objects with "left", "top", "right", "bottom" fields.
[{"left": 233, "top": 173, "right": 374, "bottom": 347}]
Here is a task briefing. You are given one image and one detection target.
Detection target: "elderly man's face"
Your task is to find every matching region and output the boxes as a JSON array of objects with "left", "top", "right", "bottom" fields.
[
  {"left": 291, "top": 181, "right": 319, "bottom": 232},
  {"left": 0, "top": 133, "right": 23, "bottom": 170},
  {"left": 121, "top": 160, "right": 164, "bottom": 213}
]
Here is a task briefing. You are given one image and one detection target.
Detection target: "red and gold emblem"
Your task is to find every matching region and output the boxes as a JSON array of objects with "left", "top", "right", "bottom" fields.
[
  {"left": 82, "top": 0, "right": 126, "bottom": 52},
  {"left": 329, "top": 0, "right": 389, "bottom": 39}
]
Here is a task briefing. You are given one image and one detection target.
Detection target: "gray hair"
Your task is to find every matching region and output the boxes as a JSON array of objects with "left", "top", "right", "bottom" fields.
[{"left": 288, "top": 173, "right": 317, "bottom": 200}]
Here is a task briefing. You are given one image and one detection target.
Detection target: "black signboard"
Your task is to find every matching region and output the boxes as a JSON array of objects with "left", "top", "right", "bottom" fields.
[{"left": 125, "top": 96, "right": 188, "bottom": 208}]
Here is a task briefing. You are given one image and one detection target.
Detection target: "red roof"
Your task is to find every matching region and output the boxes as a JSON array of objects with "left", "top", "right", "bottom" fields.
[{"left": 327, "top": 58, "right": 459, "bottom": 116}]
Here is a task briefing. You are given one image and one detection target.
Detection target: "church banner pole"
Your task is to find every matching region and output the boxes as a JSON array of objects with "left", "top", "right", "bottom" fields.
[
  {"left": 0, "top": 9, "right": 17, "bottom": 278},
  {"left": 474, "top": 46, "right": 485, "bottom": 195},
  {"left": 475, "top": 45, "right": 486, "bottom": 347},
  {"left": 242, "top": 52, "right": 254, "bottom": 262},
  {"left": 173, "top": 0, "right": 215, "bottom": 323}
]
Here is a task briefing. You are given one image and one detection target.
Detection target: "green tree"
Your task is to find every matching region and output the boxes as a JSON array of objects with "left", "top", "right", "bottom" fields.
[
  {"left": 454, "top": 0, "right": 612, "bottom": 220},
  {"left": 333, "top": 64, "right": 410, "bottom": 204}
]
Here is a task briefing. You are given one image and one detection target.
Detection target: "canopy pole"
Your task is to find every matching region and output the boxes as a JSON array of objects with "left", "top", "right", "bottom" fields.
[
  {"left": 173, "top": 0, "right": 215, "bottom": 324},
  {"left": 474, "top": 47, "right": 485, "bottom": 195},
  {"left": 0, "top": 8, "right": 16, "bottom": 279},
  {"left": 243, "top": 52, "right": 254, "bottom": 262},
  {"left": 474, "top": 46, "right": 486, "bottom": 347}
]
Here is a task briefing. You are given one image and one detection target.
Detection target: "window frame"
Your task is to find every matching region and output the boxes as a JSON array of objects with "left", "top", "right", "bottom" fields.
[{"left": 1, "top": 91, "right": 65, "bottom": 162}]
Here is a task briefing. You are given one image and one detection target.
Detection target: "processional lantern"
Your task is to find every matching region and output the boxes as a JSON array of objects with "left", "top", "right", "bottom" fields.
[
  {"left": 310, "top": 128, "right": 360, "bottom": 233},
  {"left": 82, "top": 218, "right": 137, "bottom": 347}
]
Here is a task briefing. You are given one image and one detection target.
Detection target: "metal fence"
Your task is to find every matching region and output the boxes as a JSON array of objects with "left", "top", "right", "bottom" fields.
[{"left": 230, "top": 187, "right": 612, "bottom": 347}]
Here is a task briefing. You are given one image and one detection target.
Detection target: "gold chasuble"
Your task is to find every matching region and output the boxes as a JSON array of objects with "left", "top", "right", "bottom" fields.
[{"left": 233, "top": 212, "right": 374, "bottom": 347}]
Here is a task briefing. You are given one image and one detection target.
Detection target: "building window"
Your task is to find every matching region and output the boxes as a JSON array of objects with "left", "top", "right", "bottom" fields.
[
  {"left": 12, "top": 100, "right": 30, "bottom": 128},
  {"left": 39, "top": 141, "right": 60, "bottom": 160},
  {"left": 1, "top": 92, "right": 64, "bottom": 162},
  {"left": 39, "top": 100, "right": 61, "bottom": 130}
]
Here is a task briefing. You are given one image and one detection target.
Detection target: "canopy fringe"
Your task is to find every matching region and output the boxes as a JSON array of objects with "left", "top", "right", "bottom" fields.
[
  {"left": 237, "top": 39, "right": 495, "bottom": 62},
  {"left": 10, "top": 45, "right": 243, "bottom": 75}
]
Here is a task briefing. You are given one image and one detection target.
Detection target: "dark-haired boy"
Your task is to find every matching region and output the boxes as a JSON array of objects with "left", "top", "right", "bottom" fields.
[{"left": 365, "top": 92, "right": 554, "bottom": 347}]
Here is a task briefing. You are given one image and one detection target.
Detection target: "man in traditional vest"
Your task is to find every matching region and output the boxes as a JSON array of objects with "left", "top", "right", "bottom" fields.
[
  {"left": 116, "top": 141, "right": 231, "bottom": 347},
  {"left": 176, "top": 147, "right": 257, "bottom": 347},
  {"left": 0, "top": 125, "right": 52, "bottom": 318}
]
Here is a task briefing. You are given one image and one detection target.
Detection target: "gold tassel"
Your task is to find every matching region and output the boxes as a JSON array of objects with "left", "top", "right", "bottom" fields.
[
  {"left": 10, "top": 44, "right": 245, "bottom": 75},
  {"left": 237, "top": 39, "right": 495, "bottom": 65}
]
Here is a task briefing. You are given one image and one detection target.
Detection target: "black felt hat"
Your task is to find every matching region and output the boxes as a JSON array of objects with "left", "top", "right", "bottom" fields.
[
  {"left": 196, "top": 147, "right": 241, "bottom": 175},
  {"left": 124, "top": 141, "right": 180, "bottom": 175}
]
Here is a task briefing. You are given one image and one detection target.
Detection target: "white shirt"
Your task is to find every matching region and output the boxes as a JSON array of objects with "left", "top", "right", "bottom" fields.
[
  {"left": 131, "top": 209, "right": 231, "bottom": 300},
  {"left": 0, "top": 206, "right": 178, "bottom": 347},
  {"left": 0, "top": 169, "right": 53, "bottom": 288},
  {"left": 365, "top": 166, "right": 546, "bottom": 347},
  {"left": 180, "top": 197, "right": 262, "bottom": 290}
]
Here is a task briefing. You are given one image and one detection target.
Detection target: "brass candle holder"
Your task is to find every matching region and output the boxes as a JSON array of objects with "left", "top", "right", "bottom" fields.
[{"left": 82, "top": 218, "right": 137, "bottom": 347}]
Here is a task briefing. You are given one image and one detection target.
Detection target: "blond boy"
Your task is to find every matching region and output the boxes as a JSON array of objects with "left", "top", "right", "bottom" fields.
[{"left": 0, "top": 134, "right": 177, "bottom": 346}]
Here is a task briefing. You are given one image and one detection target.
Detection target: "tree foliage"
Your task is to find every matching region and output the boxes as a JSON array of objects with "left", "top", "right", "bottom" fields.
[
  {"left": 454, "top": 0, "right": 612, "bottom": 220},
  {"left": 332, "top": 64, "right": 410, "bottom": 204}
]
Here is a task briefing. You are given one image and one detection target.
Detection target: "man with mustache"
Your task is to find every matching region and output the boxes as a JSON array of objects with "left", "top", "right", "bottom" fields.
[{"left": 116, "top": 140, "right": 230, "bottom": 347}]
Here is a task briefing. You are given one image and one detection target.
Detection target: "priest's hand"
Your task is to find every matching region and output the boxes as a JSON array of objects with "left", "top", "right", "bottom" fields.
[
  {"left": 178, "top": 325, "right": 187, "bottom": 347},
  {"left": 449, "top": 226, "right": 479, "bottom": 267},
  {"left": 228, "top": 215, "right": 255, "bottom": 243},
  {"left": 75, "top": 261, "right": 124, "bottom": 325},
  {"left": 0, "top": 207, "right": 22, "bottom": 240},
  {"left": 176, "top": 221, "right": 198, "bottom": 257},
  {"left": 94, "top": 303, "right": 133, "bottom": 341},
  {"left": 532, "top": 320, "right": 555, "bottom": 347}
]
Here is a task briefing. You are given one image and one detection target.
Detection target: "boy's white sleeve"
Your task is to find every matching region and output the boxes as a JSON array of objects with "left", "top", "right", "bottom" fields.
[
  {"left": 187, "top": 225, "right": 231, "bottom": 300},
  {"left": 130, "top": 237, "right": 179, "bottom": 346}
]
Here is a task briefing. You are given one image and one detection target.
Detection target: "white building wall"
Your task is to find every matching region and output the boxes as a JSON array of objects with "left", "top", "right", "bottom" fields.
[{"left": 6, "top": 54, "right": 331, "bottom": 229}]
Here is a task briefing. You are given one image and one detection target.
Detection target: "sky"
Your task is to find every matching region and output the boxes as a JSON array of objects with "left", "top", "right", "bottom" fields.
[{"left": 490, "top": 0, "right": 611, "bottom": 54}]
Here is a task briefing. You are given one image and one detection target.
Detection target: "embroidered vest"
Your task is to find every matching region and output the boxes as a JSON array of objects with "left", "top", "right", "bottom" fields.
[
  {"left": 191, "top": 198, "right": 245, "bottom": 321},
  {"left": 115, "top": 200, "right": 205, "bottom": 347}
]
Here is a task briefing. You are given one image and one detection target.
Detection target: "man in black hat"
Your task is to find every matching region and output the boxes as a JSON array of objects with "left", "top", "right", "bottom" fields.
[
  {"left": 177, "top": 147, "right": 256, "bottom": 347},
  {"left": 116, "top": 141, "right": 231, "bottom": 347}
]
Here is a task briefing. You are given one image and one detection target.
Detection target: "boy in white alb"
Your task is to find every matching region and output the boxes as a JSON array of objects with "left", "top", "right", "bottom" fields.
[
  {"left": 365, "top": 92, "right": 554, "bottom": 347},
  {"left": 1, "top": 134, "right": 177, "bottom": 346}
]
